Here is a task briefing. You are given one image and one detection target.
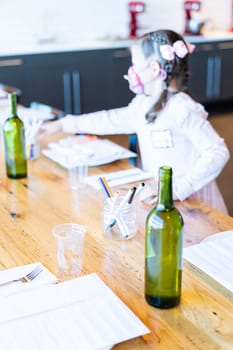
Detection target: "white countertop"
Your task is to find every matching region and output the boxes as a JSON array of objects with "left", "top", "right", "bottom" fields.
[
  {"left": 0, "top": 31, "right": 233, "bottom": 57},
  {"left": 0, "top": 39, "right": 134, "bottom": 57}
]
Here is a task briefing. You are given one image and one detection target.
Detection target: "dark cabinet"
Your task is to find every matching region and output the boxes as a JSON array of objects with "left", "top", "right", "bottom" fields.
[
  {"left": 23, "top": 51, "right": 109, "bottom": 114},
  {"left": 73, "top": 48, "right": 133, "bottom": 112},
  {"left": 0, "top": 48, "right": 133, "bottom": 115},
  {"left": 108, "top": 48, "right": 134, "bottom": 109},
  {"left": 188, "top": 40, "right": 233, "bottom": 104},
  {"left": 0, "top": 40, "right": 232, "bottom": 114},
  {"left": 23, "top": 53, "right": 73, "bottom": 113},
  {"left": 188, "top": 43, "right": 214, "bottom": 102},
  {"left": 217, "top": 41, "right": 233, "bottom": 101}
]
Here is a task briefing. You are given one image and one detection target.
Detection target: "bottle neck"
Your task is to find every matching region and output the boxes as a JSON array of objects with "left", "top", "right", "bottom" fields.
[
  {"left": 157, "top": 167, "right": 174, "bottom": 210},
  {"left": 9, "top": 93, "right": 17, "bottom": 117}
]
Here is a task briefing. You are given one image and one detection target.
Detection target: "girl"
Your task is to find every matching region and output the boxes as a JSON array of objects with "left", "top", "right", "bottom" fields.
[{"left": 39, "top": 29, "right": 230, "bottom": 213}]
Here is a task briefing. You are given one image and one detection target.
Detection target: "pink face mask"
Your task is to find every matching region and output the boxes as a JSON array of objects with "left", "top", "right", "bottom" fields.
[
  {"left": 124, "top": 65, "right": 149, "bottom": 94},
  {"left": 124, "top": 66, "right": 145, "bottom": 94},
  {"left": 124, "top": 64, "right": 167, "bottom": 95}
]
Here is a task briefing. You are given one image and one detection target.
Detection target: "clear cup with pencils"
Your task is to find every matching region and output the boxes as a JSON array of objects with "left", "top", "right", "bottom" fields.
[{"left": 99, "top": 177, "right": 144, "bottom": 240}]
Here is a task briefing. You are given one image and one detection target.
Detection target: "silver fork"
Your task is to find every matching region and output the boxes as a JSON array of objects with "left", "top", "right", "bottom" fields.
[{"left": 0, "top": 265, "right": 43, "bottom": 287}]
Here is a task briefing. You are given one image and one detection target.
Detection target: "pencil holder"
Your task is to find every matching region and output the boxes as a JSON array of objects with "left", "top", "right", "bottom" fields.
[
  {"left": 102, "top": 196, "right": 137, "bottom": 240},
  {"left": 26, "top": 141, "right": 40, "bottom": 160}
]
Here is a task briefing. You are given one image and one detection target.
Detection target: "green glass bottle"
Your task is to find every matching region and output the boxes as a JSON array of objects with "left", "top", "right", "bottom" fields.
[
  {"left": 145, "top": 166, "right": 183, "bottom": 308},
  {"left": 3, "top": 93, "right": 27, "bottom": 179}
]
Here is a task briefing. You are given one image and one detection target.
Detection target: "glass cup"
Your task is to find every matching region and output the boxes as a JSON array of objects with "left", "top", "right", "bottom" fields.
[
  {"left": 102, "top": 196, "right": 137, "bottom": 240},
  {"left": 67, "top": 154, "right": 88, "bottom": 190},
  {"left": 52, "top": 223, "right": 86, "bottom": 281}
]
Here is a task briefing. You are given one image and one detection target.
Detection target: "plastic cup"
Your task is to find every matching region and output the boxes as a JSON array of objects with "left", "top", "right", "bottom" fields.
[
  {"left": 67, "top": 154, "right": 88, "bottom": 190},
  {"left": 52, "top": 223, "right": 86, "bottom": 281}
]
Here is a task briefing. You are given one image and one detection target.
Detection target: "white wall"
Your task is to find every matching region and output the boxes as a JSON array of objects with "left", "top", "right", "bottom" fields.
[{"left": 0, "top": 0, "right": 231, "bottom": 45}]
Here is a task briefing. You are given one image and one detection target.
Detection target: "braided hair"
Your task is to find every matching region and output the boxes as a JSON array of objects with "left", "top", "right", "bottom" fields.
[{"left": 140, "top": 29, "right": 190, "bottom": 122}]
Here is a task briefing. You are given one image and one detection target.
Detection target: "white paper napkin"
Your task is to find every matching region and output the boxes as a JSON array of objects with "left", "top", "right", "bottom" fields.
[
  {"left": 0, "top": 273, "right": 149, "bottom": 350},
  {"left": 43, "top": 138, "right": 137, "bottom": 167},
  {"left": 0, "top": 262, "right": 57, "bottom": 298}
]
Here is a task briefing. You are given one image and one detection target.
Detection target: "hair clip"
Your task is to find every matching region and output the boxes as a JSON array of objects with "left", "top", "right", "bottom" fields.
[
  {"left": 160, "top": 40, "right": 189, "bottom": 61},
  {"left": 186, "top": 42, "right": 196, "bottom": 53}
]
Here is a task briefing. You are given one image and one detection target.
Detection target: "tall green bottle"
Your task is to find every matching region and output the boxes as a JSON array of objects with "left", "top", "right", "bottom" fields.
[
  {"left": 3, "top": 93, "right": 27, "bottom": 179},
  {"left": 145, "top": 166, "right": 183, "bottom": 308}
]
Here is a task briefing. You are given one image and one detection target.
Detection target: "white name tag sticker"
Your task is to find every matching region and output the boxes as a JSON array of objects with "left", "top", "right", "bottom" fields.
[{"left": 151, "top": 129, "right": 173, "bottom": 148}]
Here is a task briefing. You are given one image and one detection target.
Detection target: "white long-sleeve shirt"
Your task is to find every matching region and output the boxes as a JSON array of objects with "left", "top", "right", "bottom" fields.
[{"left": 61, "top": 92, "right": 230, "bottom": 210}]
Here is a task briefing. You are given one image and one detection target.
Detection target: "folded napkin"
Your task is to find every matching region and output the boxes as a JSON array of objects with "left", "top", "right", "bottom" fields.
[
  {"left": 86, "top": 168, "right": 153, "bottom": 189},
  {"left": 0, "top": 262, "right": 57, "bottom": 298}
]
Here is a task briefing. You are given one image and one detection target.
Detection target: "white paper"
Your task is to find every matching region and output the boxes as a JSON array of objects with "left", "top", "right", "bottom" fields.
[
  {"left": 0, "top": 273, "right": 149, "bottom": 350},
  {"left": 184, "top": 230, "right": 233, "bottom": 293},
  {"left": 86, "top": 168, "right": 153, "bottom": 189},
  {"left": 0, "top": 262, "right": 57, "bottom": 298},
  {"left": 42, "top": 138, "right": 137, "bottom": 167}
]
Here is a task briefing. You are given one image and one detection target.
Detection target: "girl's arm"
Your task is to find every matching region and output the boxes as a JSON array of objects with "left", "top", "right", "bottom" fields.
[
  {"left": 173, "top": 110, "right": 230, "bottom": 201},
  {"left": 38, "top": 95, "right": 147, "bottom": 138},
  {"left": 61, "top": 106, "right": 137, "bottom": 135}
]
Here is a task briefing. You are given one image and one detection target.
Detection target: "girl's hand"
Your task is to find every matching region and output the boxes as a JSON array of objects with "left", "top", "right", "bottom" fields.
[{"left": 139, "top": 180, "right": 158, "bottom": 206}]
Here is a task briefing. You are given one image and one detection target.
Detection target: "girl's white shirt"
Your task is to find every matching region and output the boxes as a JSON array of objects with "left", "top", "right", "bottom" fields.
[{"left": 61, "top": 92, "right": 230, "bottom": 208}]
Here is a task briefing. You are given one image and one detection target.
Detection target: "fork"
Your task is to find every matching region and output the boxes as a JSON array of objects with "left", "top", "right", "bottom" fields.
[{"left": 0, "top": 265, "right": 43, "bottom": 287}]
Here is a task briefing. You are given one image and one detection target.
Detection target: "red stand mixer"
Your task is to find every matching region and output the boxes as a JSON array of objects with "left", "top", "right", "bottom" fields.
[
  {"left": 231, "top": 0, "right": 233, "bottom": 32},
  {"left": 184, "top": 0, "right": 204, "bottom": 35},
  {"left": 128, "top": 1, "right": 145, "bottom": 39}
]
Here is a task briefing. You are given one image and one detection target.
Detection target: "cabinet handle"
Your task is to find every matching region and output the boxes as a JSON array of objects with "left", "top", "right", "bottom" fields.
[
  {"left": 206, "top": 57, "right": 215, "bottom": 99},
  {"left": 195, "top": 44, "right": 213, "bottom": 52},
  {"left": 63, "top": 72, "right": 72, "bottom": 114},
  {"left": 213, "top": 56, "right": 221, "bottom": 98},
  {"left": 113, "top": 49, "right": 131, "bottom": 58},
  {"left": 72, "top": 71, "right": 81, "bottom": 115},
  {"left": 217, "top": 42, "right": 233, "bottom": 50},
  {"left": 0, "top": 58, "right": 23, "bottom": 67}
]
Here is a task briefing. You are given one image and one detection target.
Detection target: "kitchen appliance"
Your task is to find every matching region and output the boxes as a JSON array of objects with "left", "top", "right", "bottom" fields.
[
  {"left": 231, "top": 0, "right": 233, "bottom": 32},
  {"left": 184, "top": 0, "right": 204, "bottom": 35},
  {"left": 128, "top": 1, "right": 145, "bottom": 39}
]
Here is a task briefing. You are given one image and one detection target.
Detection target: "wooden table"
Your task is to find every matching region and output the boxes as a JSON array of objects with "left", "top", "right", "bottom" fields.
[{"left": 0, "top": 137, "right": 233, "bottom": 349}]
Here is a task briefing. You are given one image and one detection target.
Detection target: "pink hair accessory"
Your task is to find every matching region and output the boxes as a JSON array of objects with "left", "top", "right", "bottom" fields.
[
  {"left": 159, "top": 68, "right": 167, "bottom": 81},
  {"left": 160, "top": 45, "right": 175, "bottom": 61},
  {"left": 186, "top": 42, "right": 196, "bottom": 53},
  {"left": 160, "top": 40, "right": 189, "bottom": 61}
]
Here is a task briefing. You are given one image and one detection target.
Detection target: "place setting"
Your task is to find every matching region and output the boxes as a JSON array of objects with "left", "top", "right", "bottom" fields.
[{"left": 0, "top": 221, "right": 149, "bottom": 350}]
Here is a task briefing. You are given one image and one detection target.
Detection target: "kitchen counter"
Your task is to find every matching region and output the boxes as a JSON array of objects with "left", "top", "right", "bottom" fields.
[{"left": 0, "top": 30, "right": 233, "bottom": 57}]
